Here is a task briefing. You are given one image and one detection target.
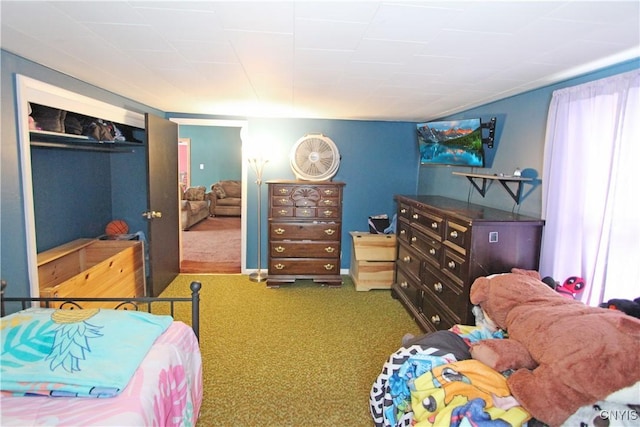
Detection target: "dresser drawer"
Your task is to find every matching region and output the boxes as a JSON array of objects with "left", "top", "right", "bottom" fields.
[
  {"left": 395, "top": 268, "right": 422, "bottom": 309},
  {"left": 272, "top": 184, "right": 294, "bottom": 196},
  {"left": 398, "top": 202, "right": 412, "bottom": 221},
  {"left": 270, "top": 222, "right": 340, "bottom": 240},
  {"left": 411, "top": 207, "right": 443, "bottom": 240},
  {"left": 442, "top": 248, "right": 467, "bottom": 286},
  {"left": 271, "top": 195, "right": 294, "bottom": 207},
  {"left": 270, "top": 258, "right": 339, "bottom": 275},
  {"left": 420, "top": 294, "right": 457, "bottom": 330},
  {"left": 397, "top": 220, "right": 412, "bottom": 244},
  {"left": 410, "top": 228, "right": 442, "bottom": 268},
  {"left": 397, "top": 243, "right": 421, "bottom": 279},
  {"left": 422, "top": 263, "right": 464, "bottom": 313},
  {"left": 445, "top": 219, "right": 469, "bottom": 254},
  {"left": 270, "top": 241, "right": 340, "bottom": 258}
]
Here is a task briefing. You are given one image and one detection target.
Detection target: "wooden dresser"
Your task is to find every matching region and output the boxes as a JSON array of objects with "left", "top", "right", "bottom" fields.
[
  {"left": 393, "top": 195, "right": 544, "bottom": 332},
  {"left": 266, "top": 180, "right": 345, "bottom": 288}
]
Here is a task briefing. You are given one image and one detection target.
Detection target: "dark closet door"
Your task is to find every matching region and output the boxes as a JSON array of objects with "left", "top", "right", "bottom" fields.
[{"left": 145, "top": 114, "right": 180, "bottom": 296}]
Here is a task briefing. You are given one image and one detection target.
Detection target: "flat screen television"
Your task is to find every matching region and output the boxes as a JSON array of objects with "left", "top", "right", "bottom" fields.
[{"left": 417, "top": 118, "right": 484, "bottom": 167}]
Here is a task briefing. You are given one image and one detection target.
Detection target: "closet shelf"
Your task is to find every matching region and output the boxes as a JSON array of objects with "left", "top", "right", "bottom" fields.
[
  {"left": 452, "top": 171, "right": 533, "bottom": 204},
  {"left": 30, "top": 130, "right": 142, "bottom": 153}
]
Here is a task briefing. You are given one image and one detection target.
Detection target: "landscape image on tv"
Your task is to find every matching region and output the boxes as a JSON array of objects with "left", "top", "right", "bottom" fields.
[{"left": 417, "top": 118, "right": 484, "bottom": 167}]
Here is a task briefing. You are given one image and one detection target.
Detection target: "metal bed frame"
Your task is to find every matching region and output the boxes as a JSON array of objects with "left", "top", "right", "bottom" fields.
[{"left": 0, "top": 280, "right": 201, "bottom": 340}]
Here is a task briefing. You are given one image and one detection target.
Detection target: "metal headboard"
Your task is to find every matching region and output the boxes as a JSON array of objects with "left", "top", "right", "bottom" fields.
[{"left": 0, "top": 280, "right": 201, "bottom": 341}]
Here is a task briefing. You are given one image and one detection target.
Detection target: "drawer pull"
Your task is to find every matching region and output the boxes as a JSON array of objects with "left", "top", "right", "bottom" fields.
[
  {"left": 431, "top": 314, "right": 441, "bottom": 325},
  {"left": 278, "top": 209, "right": 288, "bottom": 215},
  {"left": 429, "top": 248, "right": 436, "bottom": 255},
  {"left": 275, "top": 246, "right": 285, "bottom": 253},
  {"left": 324, "top": 229, "right": 336, "bottom": 236},
  {"left": 450, "top": 230, "right": 458, "bottom": 238},
  {"left": 431, "top": 222, "right": 438, "bottom": 229},
  {"left": 300, "top": 209, "right": 311, "bottom": 216},
  {"left": 274, "top": 263, "right": 285, "bottom": 270},
  {"left": 274, "top": 228, "right": 285, "bottom": 235},
  {"left": 412, "top": 213, "right": 419, "bottom": 220},
  {"left": 322, "top": 210, "right": 333, "bottom": 217},
  {"left": 280, "top": 198, "right": 288, "bottom": 204},
  {"left": 411, "top": 236, "right": 417, "bottom": 243},
  {"left": 403, "top": 255, "right": 411, "bottom": 263},
  {"left": 323, "top": 263, "right": 335, "bottom": 270},
  {"left": 433, "top": 282, "right": 443, "bottom": 293},
  {"left": 278, "top": 188, "right": 288, "bottom": 194},
  {"left": 323, "top": 189, "right": 335, "bottom": 196},
  {"left": 400, "top": 281, "right": 408, "bottom": 289},
  {"left": 400, "top": 229, "right": 406, "bottom": 235},
  {"left": 400, "top": 208, "right": 407, "bottom": 214},
  {"left": 448, "top": 261, "right": 456, "bottom": 269},
  {"left": 324, "top": 247, "right": 335, "bottom": 253}
]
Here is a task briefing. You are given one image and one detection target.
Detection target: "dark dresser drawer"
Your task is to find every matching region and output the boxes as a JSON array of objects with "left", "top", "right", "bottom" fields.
[
  {"left": 269, "top": 222, "right": 340, "bottom": 240},
  {"left": 397, "top": 243, "right": 421, "bottom": 280},
  {"left": 442, "top": 248, "right": 467, "bottom": 286},
  {"left": 395, "top": 268, "right": 422, "bottom": 309},
  {"left": 269, "top": 258, "right": 340, "bottom": 275},
  {"left": 412, "top": 206, "right": 444, "bottom": 240},
  {"left": 445, "top": 219, "right": 469, "bottom": 254},
  {"left": 422, "top": 262, "right": 464, "bottom": 314},
  {"left": 420, "top": 295, "right": 456, "bottom": 331},
  {"left": 410, "top": 227, "right": 442, "bottom": 268},
  {"left": 270, "top": 241, "right": 340, "bottom": 258}
]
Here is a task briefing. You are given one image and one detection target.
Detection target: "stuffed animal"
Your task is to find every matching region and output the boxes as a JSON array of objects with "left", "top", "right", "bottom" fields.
[
  {"left": 600, "top": 297, "right": 640, "bottom": 319},
  {"left": 540, "top": 275, "right": 585, "bottom": 299},
  {"left": 468, "top": 268, "right": 640, "bottom": 426}
]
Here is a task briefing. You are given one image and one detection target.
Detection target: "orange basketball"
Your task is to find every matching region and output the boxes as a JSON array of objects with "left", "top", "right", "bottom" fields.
[{"left": 105, "top": 219, "right": 129, "bottom": 235}]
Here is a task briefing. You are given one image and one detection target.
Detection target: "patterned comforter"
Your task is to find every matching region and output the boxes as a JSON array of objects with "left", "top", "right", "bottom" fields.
[{"left": 0, "top": 314, "right": 202, "bottom": 426}]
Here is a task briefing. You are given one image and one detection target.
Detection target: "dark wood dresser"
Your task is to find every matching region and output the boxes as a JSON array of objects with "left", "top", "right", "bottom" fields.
[
  {"left": 393, "top": 195, "right": 544, "bottom": 332},
  {"left": 266, "top": 180, "right": 346, "bottom": 288}
]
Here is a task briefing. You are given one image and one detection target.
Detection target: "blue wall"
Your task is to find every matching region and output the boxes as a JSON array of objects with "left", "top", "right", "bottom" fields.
[
  {"left": 178, "top": 125, "right": 242, "bottom": 188},
  {"left": 242, "top": 118, "right": 418, "bottom": 270}
]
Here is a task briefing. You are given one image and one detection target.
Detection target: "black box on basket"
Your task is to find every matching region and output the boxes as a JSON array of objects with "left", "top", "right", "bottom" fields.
[{"left": 368, "top": 215, "right": 390, "bottom": 234}]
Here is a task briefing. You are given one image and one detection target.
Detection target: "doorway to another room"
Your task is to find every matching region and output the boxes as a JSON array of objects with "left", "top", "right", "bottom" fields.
[{"left": 175, "top": 120, "right": 247, "bottom": 274}]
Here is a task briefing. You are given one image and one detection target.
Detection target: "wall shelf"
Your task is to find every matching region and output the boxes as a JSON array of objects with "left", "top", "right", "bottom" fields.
[{"left": 452, "top": 171, "right": 533, "bottom": 204}]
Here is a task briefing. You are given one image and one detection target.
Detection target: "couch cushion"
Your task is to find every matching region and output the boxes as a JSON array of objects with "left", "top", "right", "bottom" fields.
[
  {"left": 184, "top": 186, "right": 206, "bottom": 201},
  {"left": 220, "top": 180, "right": 241, "bottom": 198},
  {"left": 212, "top": 183, "right": 227, "bottom": 199},
  {"left": 217, "top": 198, "right": 241, "bottom": 207}
]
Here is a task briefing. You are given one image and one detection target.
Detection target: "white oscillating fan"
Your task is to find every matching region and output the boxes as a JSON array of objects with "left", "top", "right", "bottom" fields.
[{"left": 289, "top": 134, "right": 340, "bottom": 181}]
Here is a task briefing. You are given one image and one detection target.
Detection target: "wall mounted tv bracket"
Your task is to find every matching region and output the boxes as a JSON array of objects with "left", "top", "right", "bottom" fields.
[{"left": 481, "top": 117, "right": 496, "bottom": 148}]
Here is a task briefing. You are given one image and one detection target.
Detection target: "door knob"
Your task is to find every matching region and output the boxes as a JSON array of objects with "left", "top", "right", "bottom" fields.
[{"left": 142, "top": 210, "right": 162, "bottom": 219}]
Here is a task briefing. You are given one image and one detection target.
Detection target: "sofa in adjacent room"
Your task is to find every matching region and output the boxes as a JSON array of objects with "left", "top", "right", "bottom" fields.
[
  {"left": 209, "top": 180, "right": 242, "bottom": 217},
  {"left": 181, "top": 186, "right": 210, "bottom": 230}
]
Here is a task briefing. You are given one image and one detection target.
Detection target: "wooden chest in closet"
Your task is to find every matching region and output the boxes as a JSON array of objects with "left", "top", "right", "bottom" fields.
[
  {"left": 393, "top": 195, "right": 544, "bottom": 332},
  {"left": 266, "top": 180, "right": 345, "bottom": 288}
]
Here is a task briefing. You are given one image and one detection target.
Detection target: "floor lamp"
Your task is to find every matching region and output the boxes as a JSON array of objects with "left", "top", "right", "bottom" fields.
[{"left": 248, "top": 157, "right": 268, "bottom": 282}]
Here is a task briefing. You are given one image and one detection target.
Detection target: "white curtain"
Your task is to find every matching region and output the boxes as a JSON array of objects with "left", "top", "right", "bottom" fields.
[{"left": 540, "top": 69, "right": 640, "bottom": 306}]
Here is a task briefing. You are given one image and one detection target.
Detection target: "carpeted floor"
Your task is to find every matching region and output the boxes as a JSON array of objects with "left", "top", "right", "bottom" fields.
[
  {"left": 181, "top": 217, "right": 241, "bottom": 274},
  {"left": 160, "top": 274, "right": 423, "bottom": 427}
]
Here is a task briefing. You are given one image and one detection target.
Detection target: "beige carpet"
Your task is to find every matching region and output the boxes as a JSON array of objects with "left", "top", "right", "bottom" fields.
[
  {"left": 181, "top": 217, "right": 240, "bottom": 273},
  {"left": 161, "top": 274, "right": 423, "bottom": 427}
]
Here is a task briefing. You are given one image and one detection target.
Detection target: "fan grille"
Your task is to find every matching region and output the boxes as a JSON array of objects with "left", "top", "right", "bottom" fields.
[{"left": 290, "top": 134, "right": 340, "bottom": 181}]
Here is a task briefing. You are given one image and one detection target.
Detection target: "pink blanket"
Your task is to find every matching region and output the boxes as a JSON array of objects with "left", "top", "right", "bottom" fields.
[{"left": 0, "top": 321, "right": 202, "bottom": 426}]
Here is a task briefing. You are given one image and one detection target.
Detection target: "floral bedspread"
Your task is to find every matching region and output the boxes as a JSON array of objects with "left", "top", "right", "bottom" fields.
[{"left": 0, "top": 321, "right": 202, "bottom": 426}]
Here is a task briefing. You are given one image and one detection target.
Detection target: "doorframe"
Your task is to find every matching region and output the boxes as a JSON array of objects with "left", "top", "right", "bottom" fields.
[{"left": 169, "top": 118, "right": 248, "bottom": 274}]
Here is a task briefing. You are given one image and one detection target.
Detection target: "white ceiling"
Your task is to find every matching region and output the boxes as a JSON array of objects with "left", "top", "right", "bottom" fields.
[{"left": 1, "top": 1, "right": 639, "bottom": 122}]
